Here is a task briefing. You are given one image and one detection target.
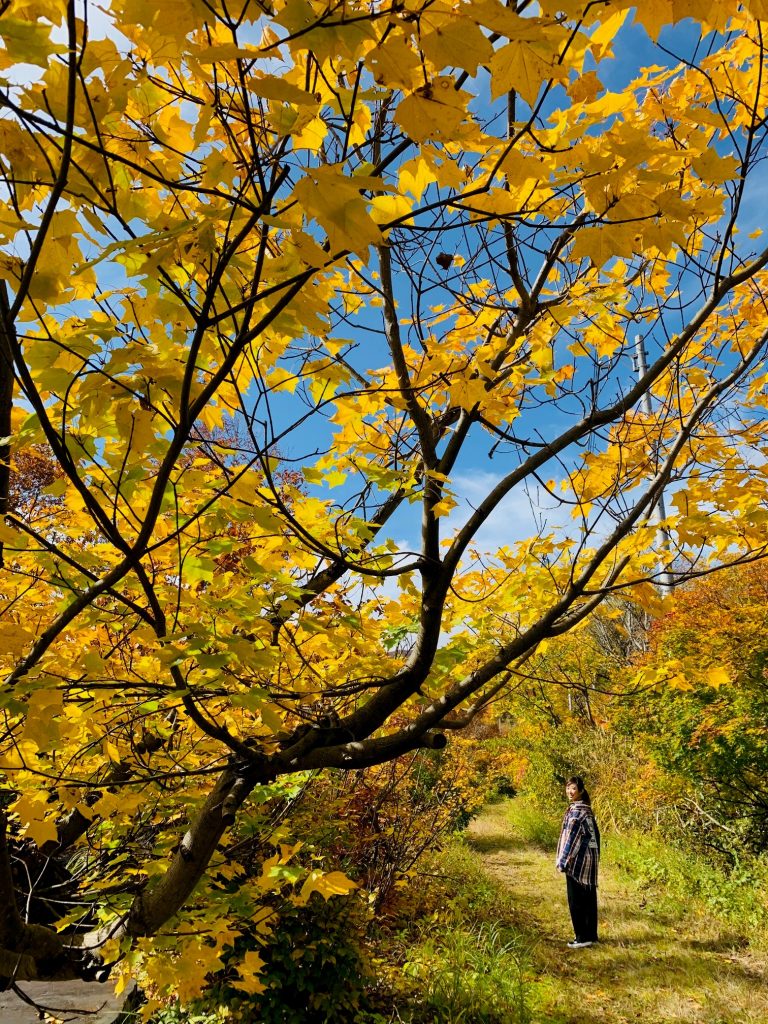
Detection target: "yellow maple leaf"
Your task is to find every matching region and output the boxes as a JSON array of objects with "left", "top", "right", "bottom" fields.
[
  {"left": 11, "top": 795, "right": 59, "bottom": 848},
  {"left": 26, "top": 818, "right": 59, "bottom": 848},
  {"left": 0, "top": 621, "right": 34, "bottom": 656},
  {"left": 490, "top": 40, "right": 562, "bottom": 104},
  {"left": 568, "top": 70, "right": 603, "bottom": 104},
  {"left": 292, "top": 115, "right": 328, "bottom": 153},
  {"left": 324, "top": 469, "right": 347, "bottom": 487},
  {"left": 745, "top": 0, "right": 768, "bottom": 19},
  {"left": 675, "top": 0, "right": 736, "bottom": 29},
  {"left": 588, "top": 10, "right": 630, "bottom": 61},
  {"left": 103, "top": 739, "right": 122, "bottom": 763},
  {"left": 251, "top": 75, "right": 319, "bottom": 105},
  {"left": 367, "top": 32, "right": 423, "bottom": 90},
  {"left": 369, "top": 193, "right": 414, "bottom": 228},
  {"left": 293, "top": 167, "right": 382, "bottom": 256},
  {"left": 395, "top": 78, "right": 470, "bottom": 143},
  {"left": 667, "top": 670, "right": 695, "bottom": 691},
  {"left": 584, "top": 325, "right": 622, "bottom": 359},
  {"left": 635, "top": 0, "right": 674, "bottom": 42},
  {"left": 570, "top": 223, "right": 640, "bottom": 267},
  {"left": 0, "top": 18, "right": 67, "bottom": 69},
  {"left": 232, "top": 950, "right": 266, "bottom": 995},
  {"left": 610, "top": 194, "right": 659, "bottom": 222},
  {"left": 706, "top": 666, "right": 730, "bottom": 688},
  {"left": 398, "top": 156, "right": 435, "bottom": 201},
  {"left": 692, "top": 148, "right": 740, "bottom": 186},
  {"left": 500, "top": 149, "right": 544, "bottom": 192},
  {"left": 297, "top": 869, "right": 358, "bottom": 904},
  {"left": 432, "top": 496, "right": 458, "bottom": 518},
  {"left": 22, "top": 689, "right": 63, "bottom": 753},
  {"left": 420, "top": 16, "right": 493, "bottom": 75},
  {"left": 640, "top": 218, "right": 688, "bottom": 257}
]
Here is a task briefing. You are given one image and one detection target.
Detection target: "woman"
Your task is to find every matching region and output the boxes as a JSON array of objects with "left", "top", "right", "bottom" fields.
[{"left": 556, "top": 775, "right": 600, "bottom": 948}]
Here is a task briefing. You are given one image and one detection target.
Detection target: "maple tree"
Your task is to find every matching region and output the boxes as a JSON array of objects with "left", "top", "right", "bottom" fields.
[{"left": 2, "top": 0, "right": 768, "bottom": 1004}]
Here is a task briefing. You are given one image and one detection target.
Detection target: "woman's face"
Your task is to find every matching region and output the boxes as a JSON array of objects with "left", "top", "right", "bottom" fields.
[{"left": 565, "top": 781, "right": 581, "bottom": 802}]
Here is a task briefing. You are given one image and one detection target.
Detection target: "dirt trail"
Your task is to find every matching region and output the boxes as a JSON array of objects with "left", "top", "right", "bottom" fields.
[{"left": 467, "top": 802, "right": 768, "bottom": 1024}]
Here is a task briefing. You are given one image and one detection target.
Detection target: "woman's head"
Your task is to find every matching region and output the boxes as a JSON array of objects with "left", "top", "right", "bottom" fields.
[{"left": 565, "top": 776, "right": 591, "bottom": 805}]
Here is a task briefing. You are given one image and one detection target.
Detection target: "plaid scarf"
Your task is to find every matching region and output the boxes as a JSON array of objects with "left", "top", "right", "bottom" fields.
[{"left": 556, "top": 800, "right": 600, "bottom": 887}]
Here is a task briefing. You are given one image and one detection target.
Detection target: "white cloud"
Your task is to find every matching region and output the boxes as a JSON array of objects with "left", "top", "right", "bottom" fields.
[{"left": 442, "top": 470, "right": 573, "bottom": 554}]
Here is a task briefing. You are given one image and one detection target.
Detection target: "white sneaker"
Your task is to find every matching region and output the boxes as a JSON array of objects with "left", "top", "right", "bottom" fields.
[{"left": 566, "top": 940, "right": 594, "bottom": 948}]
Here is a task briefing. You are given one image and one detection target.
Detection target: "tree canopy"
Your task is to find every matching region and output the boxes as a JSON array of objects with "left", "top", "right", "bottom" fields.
[{"left": 2, "top": 0, "right": 768, "bottom": 1001}]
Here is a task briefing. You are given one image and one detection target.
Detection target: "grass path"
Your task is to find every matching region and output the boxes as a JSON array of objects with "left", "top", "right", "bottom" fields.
[{"left": 466, "top": 802, "right": 768, "bottom": 1024}]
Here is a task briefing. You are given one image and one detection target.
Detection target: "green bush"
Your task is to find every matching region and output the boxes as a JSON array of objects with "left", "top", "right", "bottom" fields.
[
  {"left": 425, "top": 838, "right": 502, "bottom": 920},
  {"left": 236, "top": 893, "right": 372, "bottom": 1024},
  {"left": 516, "top": 720, "right": 658, "bottom": 832},
  {"left": 152, "top": 1011, "right": 223, "bottom": 1024},
  {"left": 151, "top": 892, "right": 372, "bottom": 1024}
]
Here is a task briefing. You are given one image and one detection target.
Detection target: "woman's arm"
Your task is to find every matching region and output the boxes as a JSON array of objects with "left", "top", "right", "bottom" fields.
[{"left": 556, "top": 810, "right": 579, "bottom": 870}]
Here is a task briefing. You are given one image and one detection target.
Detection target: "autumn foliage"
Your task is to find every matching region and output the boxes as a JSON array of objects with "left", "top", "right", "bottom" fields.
[
  {"left": 1, "top": 0, "right": 768, "bottom": 1007},
  {"left": 624, "top": 564, "right": 768, "bottom": 852}
]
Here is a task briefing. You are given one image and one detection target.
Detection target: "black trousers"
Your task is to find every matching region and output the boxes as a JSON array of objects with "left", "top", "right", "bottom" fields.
[{"left": 566, "top": 875, "right": 598, "bottom": 942}]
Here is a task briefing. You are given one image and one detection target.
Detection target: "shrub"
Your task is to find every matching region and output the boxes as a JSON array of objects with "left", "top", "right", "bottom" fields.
[
  {"left": 516, "top": 719, "right": 662, "bottom": 831},
  {"left": 240, "top": 892, "right": 373, "bottom": 1024},
  {"left": 503, "top": 799, "right": 560, "bottom": 852},
  {"left": 284, "top": 738, "right": 523, "bottom": 916}
]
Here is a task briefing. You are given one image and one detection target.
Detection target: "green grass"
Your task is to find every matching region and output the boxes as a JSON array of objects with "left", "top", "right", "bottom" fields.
[
  {"left": 464, "top": 798, "right": 768, "bottom": 1024},
  {"left": 376, "top": 837, "right": 534, "bottom": 1024},
  {"left": 402, "top": 919, "right": 530, "bottom": 1024},
  {"left": 605, "top": 828, "right": 768, "bottom": 940}
]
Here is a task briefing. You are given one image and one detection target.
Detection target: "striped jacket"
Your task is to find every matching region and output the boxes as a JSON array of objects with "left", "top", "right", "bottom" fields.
[{"left": 556, "top": 800, "right": 600, "bottom": 887}]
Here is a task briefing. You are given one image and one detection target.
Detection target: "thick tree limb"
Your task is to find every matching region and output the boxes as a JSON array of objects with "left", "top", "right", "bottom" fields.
[{"left": 0, "top": 284, "right": 13, "bottom": 568}]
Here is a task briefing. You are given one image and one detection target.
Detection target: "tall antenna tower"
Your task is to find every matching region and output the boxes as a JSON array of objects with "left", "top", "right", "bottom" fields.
[{"left": 634, "top": 334, "right": 674, "bottom": 589}]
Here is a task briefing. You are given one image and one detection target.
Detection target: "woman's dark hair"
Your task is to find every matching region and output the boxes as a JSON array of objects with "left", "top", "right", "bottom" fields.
[{"left": 566, "top": 775, "right": 591, "bottom": 805}]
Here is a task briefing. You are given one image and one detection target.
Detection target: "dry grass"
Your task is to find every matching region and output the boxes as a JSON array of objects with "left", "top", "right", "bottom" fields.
[{"left": 467, "top": 801, "right": 768, "bottom": 1024}]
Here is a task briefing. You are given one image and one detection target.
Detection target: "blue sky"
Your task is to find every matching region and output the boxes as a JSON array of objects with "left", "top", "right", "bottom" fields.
[
  {"left": 5, "top": 2, "right": 764, "bottom": 572},
  {"left": 234, "top": 6, "right": 767, "bottom": 576}
]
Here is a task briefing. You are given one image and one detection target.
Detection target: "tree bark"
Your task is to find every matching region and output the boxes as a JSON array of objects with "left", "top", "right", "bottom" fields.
[
  {"left": 0, "top": 812, "right": 81, "bottom": 986},
  {"left": 1, "top": 769, "right": 261, "bottom": 980},
  {"left": 123, "top": 767, "right": 257, "bottom": 939},
  {"left": 0, "top": 283, "right": 15, "bottom": 568}
]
